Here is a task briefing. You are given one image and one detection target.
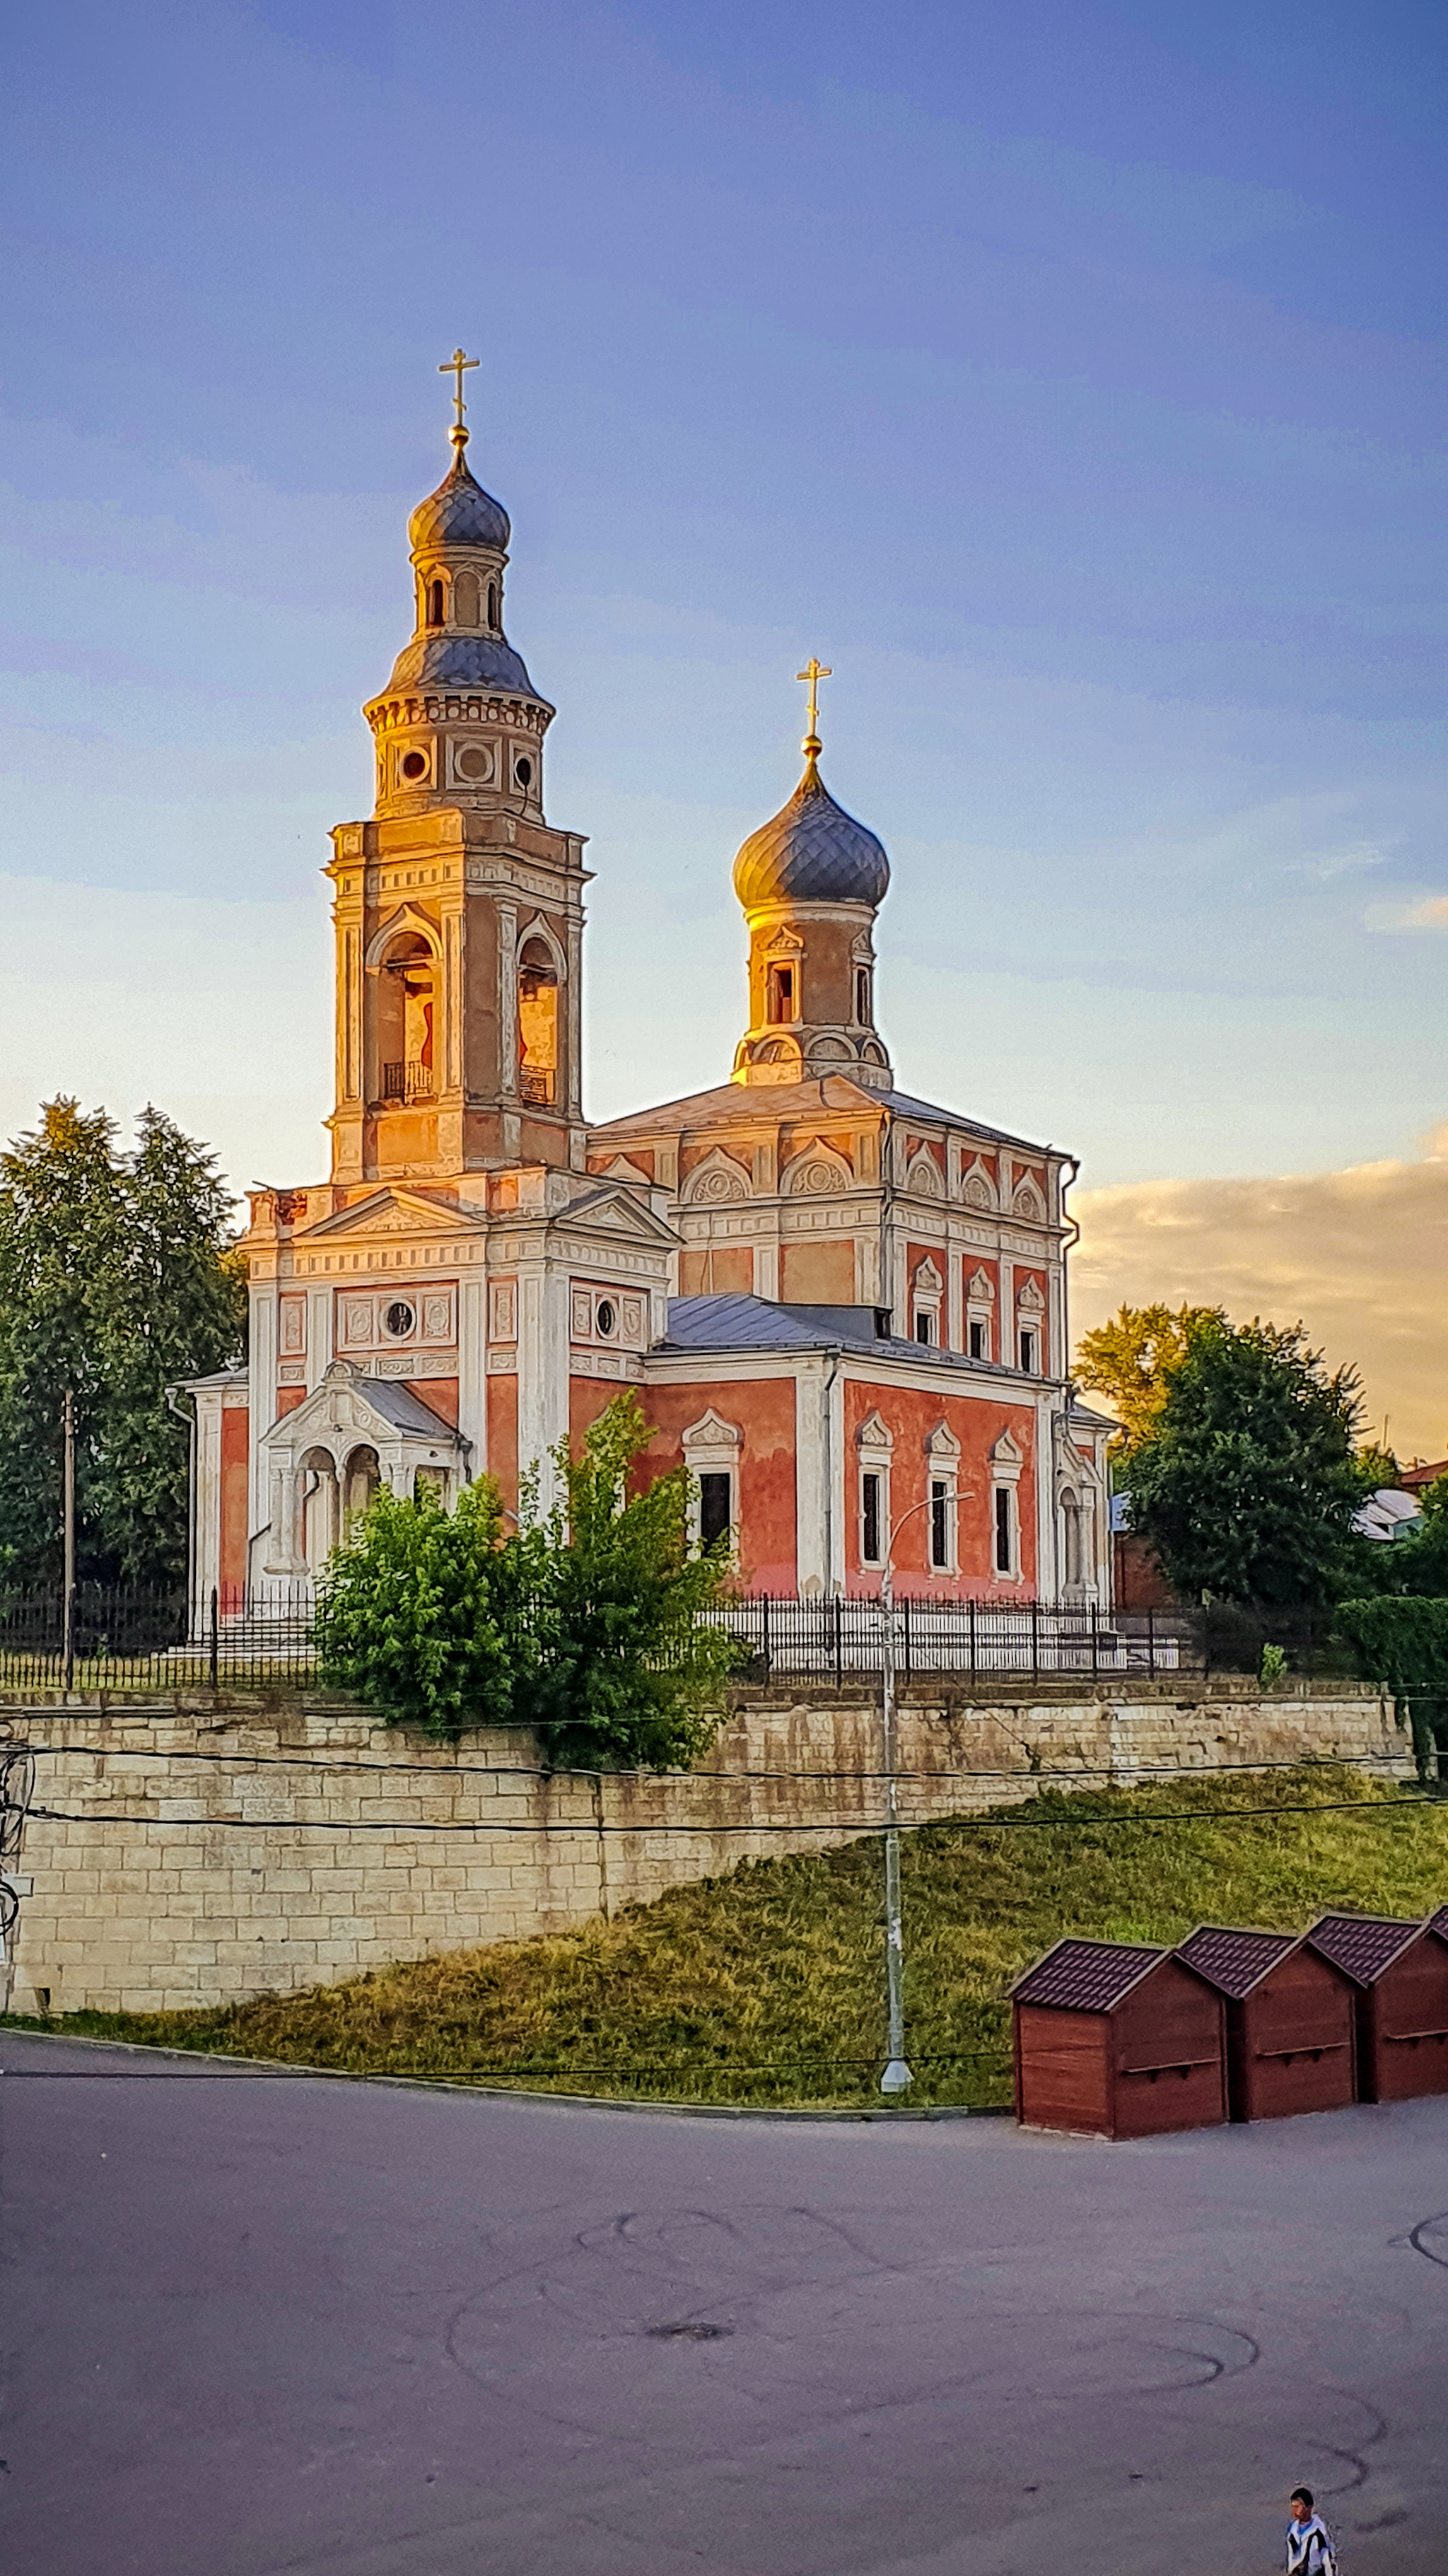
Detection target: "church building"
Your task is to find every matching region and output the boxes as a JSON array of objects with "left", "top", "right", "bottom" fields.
[{"left": 187, "top": 385, "right": 1111, "bottom": 1609}]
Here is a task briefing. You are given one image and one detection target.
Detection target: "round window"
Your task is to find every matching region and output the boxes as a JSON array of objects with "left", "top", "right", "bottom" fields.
[
  {"left": 383, "top": 1300, "right": 416, "bottom": 1339},
  {"left": 515, "top": 755, "right": 532, "bottom": 788},
  {"left": 400, "top": 750, "right": 428, "bottom": 782},
  {"left": 596, "top": 1298, "right": 617, "bottom": 1338},
  {"left": 456, "top": 743, "right": 492, "bottom": 781}
]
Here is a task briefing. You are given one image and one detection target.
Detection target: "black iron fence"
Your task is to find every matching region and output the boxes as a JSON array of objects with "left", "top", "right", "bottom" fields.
[
  {"left": 0, "top": 1584, "right": 317, "bottom": 1692},
  {"left": 0, "top": 1583, "right": 1362, "bottom": 1697}
]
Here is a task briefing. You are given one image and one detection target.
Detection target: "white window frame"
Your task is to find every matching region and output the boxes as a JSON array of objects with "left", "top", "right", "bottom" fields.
[
  {"left": 966, "top": 1264, "right": 996, "bottom": 1365},
  {"left": 1016, "top": 1276, "right": 1046, "bottom": 1377},
  {"left": 856, "top": 1409, "right": 894, "bottom": 1570},
  {"left": 990, "top": 1429, "right": 1024, "bottom": 1583},
  {"left": 681, "top": 1409, "right": 742, "bottom": 1551},
  {"left": 911, "top": 1257, "right": 944, "bottom": 1348},
  {"left": 923, "top": 1420, "right": 961, "bottom": 1575}
]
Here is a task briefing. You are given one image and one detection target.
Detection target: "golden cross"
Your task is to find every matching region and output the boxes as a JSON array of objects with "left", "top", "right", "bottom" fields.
[
  {"left": 795, "top": 656, "right": 832, "bottom": 741},
  {"left": 439, "top": 346, "right": 480, "bottom": 430}
]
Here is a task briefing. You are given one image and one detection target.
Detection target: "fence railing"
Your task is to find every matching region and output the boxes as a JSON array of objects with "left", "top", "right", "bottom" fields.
[
  {"left": 0, "top": 1583, "right": 1360, "bottom": 1697},
  {"left": 703, "top": 1596, "right": 1200, "bottom": 1682}
]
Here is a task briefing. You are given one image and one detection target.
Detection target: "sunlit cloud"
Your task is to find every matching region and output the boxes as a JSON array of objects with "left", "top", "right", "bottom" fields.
[
  {"left": 1370, "top": 892, "right": 1448, "bottom": 931},
  {"left": 1073, "top": 1129, "right": 1448, "bottom": 1460}
]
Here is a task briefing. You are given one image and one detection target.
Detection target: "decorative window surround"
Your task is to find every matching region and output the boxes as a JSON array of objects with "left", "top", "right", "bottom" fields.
[
  {"left": 682, "top": 1409, "right": 742, "bottom": 1550},
  {"left": 856, "top": 1409, "right": 894, "bottom": 1568}
]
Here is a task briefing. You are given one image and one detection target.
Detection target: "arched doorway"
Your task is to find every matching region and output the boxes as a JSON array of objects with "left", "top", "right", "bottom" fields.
[
  {"left": 299, "top": 1449, "right": 339, "bottom": 1570},
  {"left": 343, "top": 1445, "right": 381, "bottom": 1527}
]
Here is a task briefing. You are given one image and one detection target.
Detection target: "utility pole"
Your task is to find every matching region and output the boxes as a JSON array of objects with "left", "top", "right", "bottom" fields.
[
  {"left": 875, "top": 1481, "right": 976, "bottom": 2097},
  {"left": 62, "top": 1386, "right": 76, "bottom": 1694}
]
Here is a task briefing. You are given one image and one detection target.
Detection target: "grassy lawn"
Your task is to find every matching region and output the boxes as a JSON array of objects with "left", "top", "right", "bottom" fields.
[{"left": 11, "top": 1766, "right": 1448, "bottom": 2109}]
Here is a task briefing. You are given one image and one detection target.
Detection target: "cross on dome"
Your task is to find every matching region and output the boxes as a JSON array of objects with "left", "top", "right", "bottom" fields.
[
  {"left": 795, "top": 655, "right": 831, "bottom": 754},
  {"left": 438, "top": 346, "right": 480, "bottom": 449}
]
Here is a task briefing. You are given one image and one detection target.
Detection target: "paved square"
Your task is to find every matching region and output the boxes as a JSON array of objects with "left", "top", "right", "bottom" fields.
[{"left": 3, "top": 2029, "right": 1444, "bottom": 2572}]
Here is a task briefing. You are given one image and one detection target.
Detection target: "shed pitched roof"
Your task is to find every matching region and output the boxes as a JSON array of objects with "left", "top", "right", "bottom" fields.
[
  {"left": 1010, "top": 1937, "right": 1167, "bottom": 2013},
  {"left": 590, "top": 1073, "right": 1053, "bottom": 1158},
  {"left": 1427, "top": 1905, "right": 1448, "bottom": 1942},
  {"left": 1175, "top": 1925, "right": 1301, "bottom": 2000},
  {"left": 1307, "top": 1913, "right": 1427, "bottom": 1986}
]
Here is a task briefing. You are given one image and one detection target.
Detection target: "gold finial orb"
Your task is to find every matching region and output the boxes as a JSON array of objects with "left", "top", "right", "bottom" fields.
[{"left": 795, "top": 656, "right": 831, "bottom": 758}]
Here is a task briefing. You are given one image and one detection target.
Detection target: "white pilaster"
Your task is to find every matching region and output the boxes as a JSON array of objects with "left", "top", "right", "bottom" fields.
[
  {"left": 248, "top": 1284, "right": 277, "bottom": 1536},
  {"left": 457, "top": 1273, "right": 488, "bottom": 1479}
]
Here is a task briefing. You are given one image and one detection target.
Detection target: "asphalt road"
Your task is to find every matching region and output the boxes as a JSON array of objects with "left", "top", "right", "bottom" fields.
[{"left": 3, "top": 2031, "right": 1447, "bottom": 2575}]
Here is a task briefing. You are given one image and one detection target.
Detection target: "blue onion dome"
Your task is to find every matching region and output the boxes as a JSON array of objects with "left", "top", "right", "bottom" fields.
[
  {"left": 408, "top": 439, "right": 510, "bottom": 556},
  {"left": 732, "top": 750, "right": 890, "bottom": 909}
]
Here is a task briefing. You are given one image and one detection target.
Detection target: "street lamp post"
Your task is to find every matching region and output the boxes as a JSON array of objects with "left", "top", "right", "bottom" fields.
[{"left": 877, "top": 1491, "right": 934, "bottom": 2096}]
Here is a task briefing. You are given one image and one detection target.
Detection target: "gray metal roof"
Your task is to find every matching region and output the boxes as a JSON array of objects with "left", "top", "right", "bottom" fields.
[
  {"left": 590, "top": 1073, "right": 1053, "bottom": 1159},
  {"left": 655, "top": 1293, "right": 1015, "bottom": 1375},
  {"left": 356, "top": 1378, "right": 465, "bottom": 1443},
  {"left": 383, "top": 634, "right": 542, "bottom": 697}
]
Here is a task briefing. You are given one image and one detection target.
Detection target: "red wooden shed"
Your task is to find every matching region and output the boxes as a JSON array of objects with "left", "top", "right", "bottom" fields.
[
  {"left": 1010, "top": 1938, "right": 1226, "bottom": 2139},
  {"left": 1307, "top": 1913, "right": 1448, "bottom": 2104},
  {"left": 1174, "top": 1925, "right": 1355, "bottom": 2123}
]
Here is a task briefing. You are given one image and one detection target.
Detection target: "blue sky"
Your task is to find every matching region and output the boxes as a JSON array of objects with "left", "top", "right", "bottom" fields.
[{"left": 1, "top": 1, "right": 1445, "bottom": 1241}]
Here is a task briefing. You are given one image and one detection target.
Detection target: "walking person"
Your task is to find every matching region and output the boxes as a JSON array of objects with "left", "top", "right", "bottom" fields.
[{"left": 1285, "top": 2486, "right": 1336, "bottom": 2574}]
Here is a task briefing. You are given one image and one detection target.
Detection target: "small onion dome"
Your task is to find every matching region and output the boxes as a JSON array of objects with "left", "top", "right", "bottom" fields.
[
  {"left": 732, "top": 750, "right": 890, "bottom": 910},
  {"left": 385, "top": 632, "right": 542, "bottom": 697},
  {"left": 408, "top": 438, "right": 510, "bottom": 556}
]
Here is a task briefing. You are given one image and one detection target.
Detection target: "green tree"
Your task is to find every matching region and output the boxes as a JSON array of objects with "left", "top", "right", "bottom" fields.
[
  {"left": 0, "top": 1099, "right": 247, "bottom": 1586},
  {"left": 1074, "top": 1301, "right": 1225, "bottom": 1461},
  {"left": 507, "top": 1391, "right": 745, "bottom": 1770},
  {"left": 1123, "top": 1317, "right": 1369, "bottom": 1607},
  {"left": 315, "top": 1479, "right": 513, "bottom": 1739}
]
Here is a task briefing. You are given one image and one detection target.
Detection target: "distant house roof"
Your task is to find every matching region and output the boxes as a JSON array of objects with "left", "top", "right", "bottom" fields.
[
  {"left": 656, "top": 1293, "right": 1016, "bottom": 1376},
  {"left": 1400, "top": 1458, "right": 1448, "bottom": 1493},
  {"left": 1175, "top": 1925, "right": 1301, "bottom": 1999},
  {"left": 1009, "top": 1937, "right": 1167, "bottom": 2013},
  {"left": 1307, "top": 1913, "right": 1429, "bottom": 1986},
  {"left": 1353, "top": 1487, "right": 1423, "bottom": 1542}
]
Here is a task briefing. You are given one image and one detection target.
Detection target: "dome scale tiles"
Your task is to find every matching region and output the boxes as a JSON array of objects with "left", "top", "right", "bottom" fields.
[
  {"left": 408, "top": 441, "right": 511, "bottom": 557},
  {"left": 732, "top": 750, "right": 891, "bottom": 911}
]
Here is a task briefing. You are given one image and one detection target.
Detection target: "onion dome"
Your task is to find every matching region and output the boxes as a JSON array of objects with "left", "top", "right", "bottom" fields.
[
  {"left": 408, "top": 439, "right": 510, "bottom": 556},
  {"left": 385, "top": 631, "right": 539, "bottom": 694},
  {"left": 732, "top": 746, "right": 890, "bottom": 911}
]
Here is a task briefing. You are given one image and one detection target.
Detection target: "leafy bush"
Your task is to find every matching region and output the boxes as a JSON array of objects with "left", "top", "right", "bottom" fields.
[
  {"left": 313, "top": 1394, "right": 743, "bottom": 1766},
  {"left": 1336, "top": 1595, "right": 1448, "bottom": 1780},
  {"left": 314, "top": 1478, "right": 512, "bottom": 1740},
  {"left": 505, "top": 1392, "right": 744, "bottom": 1771}
]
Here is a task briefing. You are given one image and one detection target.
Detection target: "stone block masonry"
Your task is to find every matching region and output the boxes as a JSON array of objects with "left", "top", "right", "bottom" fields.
[{"left": 0, "top": 1679, "right": 1411, "bottom": 2015}]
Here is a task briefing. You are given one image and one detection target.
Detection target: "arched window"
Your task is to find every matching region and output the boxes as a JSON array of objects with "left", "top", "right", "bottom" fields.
[
  {"left": 487, "top": 581, "right": 498, "bottom": 627},
  {"left": 426, "top": 578, "right": 445, "bottom": 627},
  {"left": 855, "top": 967, "right": 870, "bottom": 1024},
  {"left": 379, "top": 935, "right": 436, "bottom": 1105},
  {"left": 767, "top": 964, "right": 796, "bottom": 1023},
  {"left": 517, "top": 935, "right": 559, "bottom": 1106},
  {"left": 453, "top": 571, "right": 479, "bottom": 626}
]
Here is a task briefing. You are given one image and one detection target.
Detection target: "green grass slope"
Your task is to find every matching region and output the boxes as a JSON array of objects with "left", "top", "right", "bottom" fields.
[{"left": 13, "top": 1768, "right": 1448, "bottom": 2108}]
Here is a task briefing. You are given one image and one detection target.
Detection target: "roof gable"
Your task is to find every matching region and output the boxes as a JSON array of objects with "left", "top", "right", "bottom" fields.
[
  {"left": 1307, "top": 1913, "right": 1433, "bottom": 1986},
  {"left": 1009, "top": 1937, "right": 1169, "bottom": 2012},
  {"left": 1175, "top": 1925, "right": 1301, "bottom": 1999}
]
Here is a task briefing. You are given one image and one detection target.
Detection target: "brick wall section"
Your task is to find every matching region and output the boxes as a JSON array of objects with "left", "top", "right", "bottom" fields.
[{"left": 0, "top": 1682, "right": 1410, "bottom": 2015}]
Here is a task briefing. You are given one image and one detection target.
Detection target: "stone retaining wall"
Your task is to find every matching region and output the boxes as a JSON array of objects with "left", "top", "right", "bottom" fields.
[{"left": 0, "top": 1679, "right": 1409, "bottom": 2015}]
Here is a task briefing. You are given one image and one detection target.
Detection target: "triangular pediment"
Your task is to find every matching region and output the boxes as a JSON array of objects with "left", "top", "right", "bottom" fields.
[
  {"left": 552, "top": 1184, "right": 680, "bottom": 1249},
  {"left": 298, "top": 1189, "right": 481, "bottom": 1244},
  {"left": 259, "top": 1360, "right": 461, "bottom": 1455}
]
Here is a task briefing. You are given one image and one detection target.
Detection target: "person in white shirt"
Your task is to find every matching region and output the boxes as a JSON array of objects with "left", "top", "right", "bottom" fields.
[{"left": 1285, "top": 2486, "right": 1337, "bottom": 2574}]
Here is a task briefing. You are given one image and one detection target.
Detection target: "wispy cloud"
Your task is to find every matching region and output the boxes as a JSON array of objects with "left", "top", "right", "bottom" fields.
[
  {"left": 1368, "top": 891, "right": 1448, "bottom": 931},
  {"left": 1074, "top": 1129, "right": 1448, "bottom": 1459}
]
